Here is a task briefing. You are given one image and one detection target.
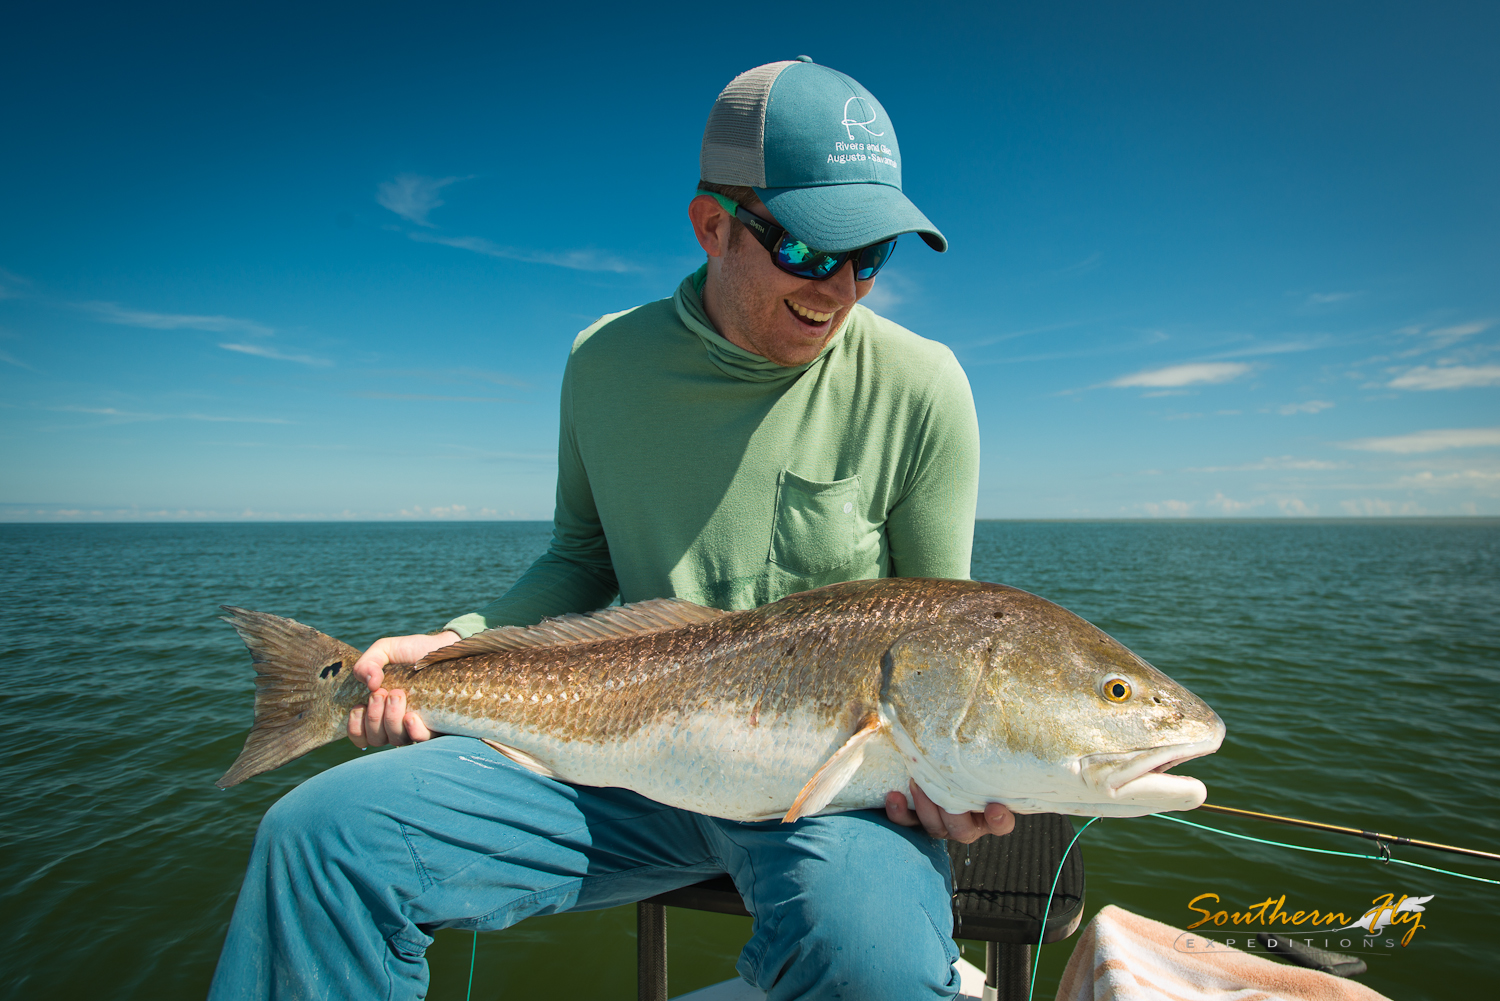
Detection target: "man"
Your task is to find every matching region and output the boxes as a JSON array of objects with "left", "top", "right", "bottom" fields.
[{"left": 210, "top": 58, "right": 1013, "bottom": 1001}]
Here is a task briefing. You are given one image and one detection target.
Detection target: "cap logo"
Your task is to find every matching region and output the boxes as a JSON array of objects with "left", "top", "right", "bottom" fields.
[{"left": 840, "top": 96, "right": 885, "bottom": 141}]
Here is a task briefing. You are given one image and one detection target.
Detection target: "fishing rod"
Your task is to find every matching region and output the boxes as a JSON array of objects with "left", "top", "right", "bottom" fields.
[{"left": 1197, "top": 803, "right": 1500, "bottom": 862}]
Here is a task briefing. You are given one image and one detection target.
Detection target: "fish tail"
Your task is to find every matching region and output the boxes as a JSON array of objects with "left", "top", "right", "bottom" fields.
[{"left": 216, "top": 606, "right": 367, "bottom": 788}]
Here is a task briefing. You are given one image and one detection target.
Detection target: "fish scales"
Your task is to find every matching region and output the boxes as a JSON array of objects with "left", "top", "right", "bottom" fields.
[
  {"left": 217, "top": 578, "right": 1225, "bottom": 821},
  {"left": 384, "top": 587, "right": 911, "bottom": 739}
]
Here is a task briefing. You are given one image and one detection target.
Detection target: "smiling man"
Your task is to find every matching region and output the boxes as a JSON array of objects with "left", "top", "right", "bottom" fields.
[{"left": 211, "top": 58, "right": 1010, "bottom": 1001}]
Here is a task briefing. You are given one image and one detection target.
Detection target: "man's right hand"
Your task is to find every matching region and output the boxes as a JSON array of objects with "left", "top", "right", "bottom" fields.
[{"left": 346, "top": 631, "right": 460, "bottom": 748}]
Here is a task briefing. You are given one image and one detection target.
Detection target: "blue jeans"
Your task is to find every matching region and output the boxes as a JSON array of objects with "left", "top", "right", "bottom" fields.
[{"left": 209, "top": 736, "right": 961, "bottom": 1001}]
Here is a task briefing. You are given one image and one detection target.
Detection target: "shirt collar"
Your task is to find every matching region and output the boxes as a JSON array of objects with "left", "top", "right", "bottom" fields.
[{"left": 673, "top": 265, "right": 841, "bottom": 384}]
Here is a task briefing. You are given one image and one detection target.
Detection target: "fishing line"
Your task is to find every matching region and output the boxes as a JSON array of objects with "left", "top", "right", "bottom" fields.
[
  {"left": 1196, "top": 803, "right": 1500, "bottom": 861},
  {"left": 1028, "top": 816, "right": 1101, "bottom": 1001},
  {"left": 466, "top": 929, "right": 477, "bottom": 1001},
  {"left": 1153, "top": 813, "right": 1500, "bottom": 885}
]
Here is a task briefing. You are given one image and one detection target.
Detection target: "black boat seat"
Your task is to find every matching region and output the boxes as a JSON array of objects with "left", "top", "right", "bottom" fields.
[{"left": 635, "top": 812, "right": 1087, "bottom": 1001}]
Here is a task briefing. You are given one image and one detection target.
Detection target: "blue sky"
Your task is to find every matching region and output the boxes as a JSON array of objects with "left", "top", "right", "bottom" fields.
[{"left": 2, "top": 1, "right": 1496, "bottom": 521}]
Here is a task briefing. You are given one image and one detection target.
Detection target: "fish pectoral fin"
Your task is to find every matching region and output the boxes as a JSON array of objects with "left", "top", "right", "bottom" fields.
[
  {"left": 480, "top": 738, "right": 561, "bottom": 780},
  {"left": 782, "top": 713, "right": 885, "bottom": 823}
]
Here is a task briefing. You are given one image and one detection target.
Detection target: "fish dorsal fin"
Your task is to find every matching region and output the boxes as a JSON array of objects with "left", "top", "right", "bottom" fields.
[{"left": 415, "top": 598, "right": 728, "bottom": 668}]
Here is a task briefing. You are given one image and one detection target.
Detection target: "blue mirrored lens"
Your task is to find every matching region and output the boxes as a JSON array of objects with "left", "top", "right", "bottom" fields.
[
  {"left": 854, "top": 239, "right": 897, "bottom": 281},
  {"left": 773, "top": 236, "right": 897, "bottom": 281},
  {"left": 776, "top": 237, "right": 842, "bottom": 278}
]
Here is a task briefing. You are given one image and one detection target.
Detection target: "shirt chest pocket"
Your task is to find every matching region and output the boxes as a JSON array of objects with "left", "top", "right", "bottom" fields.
[{"left": 768, "top": 468, "right": 863, "bottom": 577}]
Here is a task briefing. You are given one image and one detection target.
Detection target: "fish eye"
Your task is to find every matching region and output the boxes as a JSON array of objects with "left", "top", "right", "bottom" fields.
[{"left": 1099, "top": 674, "right": 1133, "bottom": 703}]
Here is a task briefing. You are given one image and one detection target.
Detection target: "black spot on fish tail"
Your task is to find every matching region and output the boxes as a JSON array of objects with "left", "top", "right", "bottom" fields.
[{"left": 216, "top": 606, "right": 363, "bottom": 788}]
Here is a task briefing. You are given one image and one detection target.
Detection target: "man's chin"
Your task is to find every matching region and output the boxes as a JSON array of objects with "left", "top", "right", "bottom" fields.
[
  {"left": 766, "top": 339, "right": 833, "bottom": 367},
  {"left": 771, "top": 316, "right": 848, "bottom": 365}
]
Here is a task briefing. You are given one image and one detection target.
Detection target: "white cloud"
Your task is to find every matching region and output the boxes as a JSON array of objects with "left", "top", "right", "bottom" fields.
[
  {"left": 1425, "top": 321, "right": 1490, "bottom": 346},
  {"left": 392, "top": 504, "right": 514, "bottom": 519},
  {"left": 1276, "top": 400, "right": 1334, "bottom": 415},
  {"left": 49, "top": 405, "right": 290, "bottom": 424},
  {"left": 219, "top": 342, "right": 331, "bottom": 366},
  {"left": 966, "top": 319, "right": 1087, "bottom": 350},
  {"left": 1189, "top": 456, "right": 1344, "bottom": 472},
  {"left": 434, "top": 442, "right": 556, "bottom": 463},
  {"left": 859, "top": 271, "right": 915, "bottom": 314},
  {"left": 85, "top": 302, "right": 275, "bottom": 338},
  {"left": 398, "top": 504, "right": 473, "bottom": 519},
  {"left": 1212, "top": 340, "right": 1323, "bottom": 360},
  {"left": 1396, "top": 320, "right": 1491, "bottom": 350},
  {"left": 353, "top": 392, "right": 519, "bottom": 403},
  {"left": 1110, "top": 362, "right": 1251, "bottom": 388},
  {"left": 1306, "top": 291, "right": 1359, "bottom": 305},
  {"left": 0, "top": 503, "right": 533, "bottom": 522},
  {"left": 0, "top": 273, "right": 30, "bottom": 299},
  {"left": 1387, "top": 365, "right": 1500, "bottom": 390},
  {"left": 1207, "top": 492, "right": 1263, "bottom": 514},
  {"left": 858, "top": 284, "right": 900, "bottom": 314},
  {"left": 0, "top": 348, "right": 33, "bottom": 370},
  {"left": 1276, "top": 498, "right": 1318, "bottom": 516},
  {"left": 1395, "top": 469, "right": 1500, "bottom": 490},
  {"left": 1142, "top": 499, "right": 1195, "bottom": 517},
  {"left": 362, "top": 367, "right": 531, "bottom": 389},
  {"left": 1046, "top": 252, "right": 1101, "bottom": 279},
  {"left": 1339, "top": 498, "right": 1425, "bottom": 516},
  {"left": 408, "top": 232, "right": 639, "bottom": 273},
  {"left": 376, "top": 174, "right": 471, "bottom": 227},
  {"left": 1340, "top": 428, "right": 1500, "bottom": 453}
]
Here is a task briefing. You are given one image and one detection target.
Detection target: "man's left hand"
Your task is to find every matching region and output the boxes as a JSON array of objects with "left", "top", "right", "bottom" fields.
[{"left": 885, "top": 781, "right": 1015, "bottom": 843}]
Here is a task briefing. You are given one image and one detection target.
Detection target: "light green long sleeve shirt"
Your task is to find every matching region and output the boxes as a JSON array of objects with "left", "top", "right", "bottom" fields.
[{"left": 444, "top": 268, "right": 978, "bottom": 636}]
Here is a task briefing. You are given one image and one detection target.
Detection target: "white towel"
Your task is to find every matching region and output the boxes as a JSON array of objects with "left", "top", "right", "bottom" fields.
[{"left": 1055, "top": 905, "right": 1392, "bottom": 1001}]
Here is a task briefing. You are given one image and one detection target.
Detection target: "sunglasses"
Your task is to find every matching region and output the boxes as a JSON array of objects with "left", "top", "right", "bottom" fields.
[{"left": 696, "top": 190, "right": 897, "bottom": 282}]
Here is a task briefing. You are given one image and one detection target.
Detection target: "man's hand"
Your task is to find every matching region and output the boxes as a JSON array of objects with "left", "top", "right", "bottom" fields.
[
  {"left": 346, "top": 631, "right": 460, "bottom": 748},
  {"left": 885, "top": 781, "right": 1015, "bottom": 843}
]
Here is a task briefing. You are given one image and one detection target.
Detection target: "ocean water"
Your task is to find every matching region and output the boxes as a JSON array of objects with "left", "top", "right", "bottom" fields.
[{"left": 1, "top": 520, "right": 1496, "bottom": 999}]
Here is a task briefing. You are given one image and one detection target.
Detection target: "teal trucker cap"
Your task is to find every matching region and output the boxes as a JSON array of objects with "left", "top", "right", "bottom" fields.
[{"left": 700, "top": 57, "right": 947, "bottom": 254}]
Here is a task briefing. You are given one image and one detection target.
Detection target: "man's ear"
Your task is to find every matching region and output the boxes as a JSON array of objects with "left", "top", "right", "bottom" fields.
[{"left": 688, "top": 195, "right": 731, "bottom": 258}]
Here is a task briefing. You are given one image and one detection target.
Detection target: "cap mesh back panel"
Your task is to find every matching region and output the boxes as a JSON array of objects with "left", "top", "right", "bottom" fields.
[{"left": 699, "top": 61, "right": 793, "bottom": 187}]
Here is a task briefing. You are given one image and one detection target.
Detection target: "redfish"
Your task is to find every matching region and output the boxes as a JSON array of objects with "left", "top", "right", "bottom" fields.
[{"left": 218, "top": 578, "right": 1223, "bottom": 820}]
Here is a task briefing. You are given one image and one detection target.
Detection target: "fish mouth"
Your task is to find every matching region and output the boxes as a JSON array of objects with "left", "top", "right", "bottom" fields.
[{"left": 1079, "top": 731, "right": 1225, "bottom": 801}]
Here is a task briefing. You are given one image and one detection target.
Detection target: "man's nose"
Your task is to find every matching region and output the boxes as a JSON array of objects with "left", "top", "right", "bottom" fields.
[{"left": 823, "top": 258, "right": 860, "bottom": 303}]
